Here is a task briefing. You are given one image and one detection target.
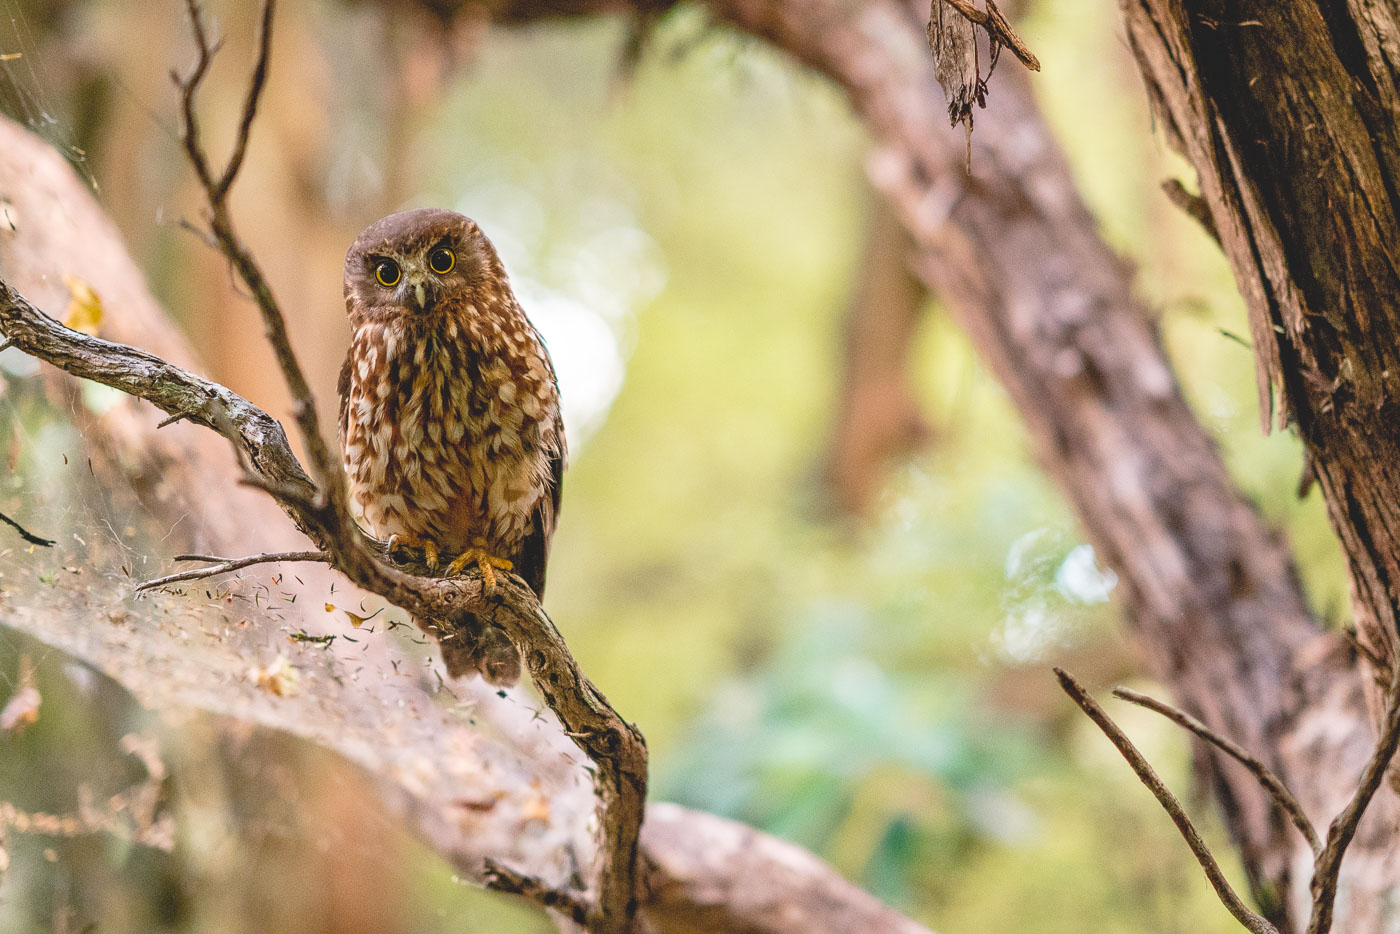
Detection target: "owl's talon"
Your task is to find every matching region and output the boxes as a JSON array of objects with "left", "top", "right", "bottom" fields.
[
  {"left": 445, "top": 541, "right": 514, "bottom": 593},
  {"left": 386, "top": 532, "right": 439, "bottom": 570}
]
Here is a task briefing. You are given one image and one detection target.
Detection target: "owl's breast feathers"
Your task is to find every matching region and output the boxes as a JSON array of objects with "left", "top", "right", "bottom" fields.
[{"left": 338, "top": 293, "right": 565, "bottom": 597}]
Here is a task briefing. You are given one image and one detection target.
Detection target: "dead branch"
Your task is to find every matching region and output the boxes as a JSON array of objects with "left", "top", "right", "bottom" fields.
[
  {"left": 0, "top": 106, "right": 933, "bottom": 934},
  {"left": 174, "top": 0, "right": 343, "bottom": 504},
  {"left": 0, "top": 510, "right": 55, "bottom": 548},
  {"left": 939, "top": 0, "right": 1039, "bottom": 71},
  {"left": 1, "top": 3, "right": 653, "bottom": 929},
  {"left": 135, "top": 551, "right": 330, "bottom": 593},
  {"left": 173, "top": 3, "right": 646, "bottom": 925},
  {"left": 1073, "top": 669, "right": 1400, "bottom": 934},
  {"left": 1112, "top": 686, "right": 1321, "bottom": 856},
  {"left": 1055, "top": 669, "right": 1280, "bottom": 934}
]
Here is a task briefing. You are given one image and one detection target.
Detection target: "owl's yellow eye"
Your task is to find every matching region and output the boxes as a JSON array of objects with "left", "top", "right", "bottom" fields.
[
  {"left": 374, "top": 259, "right": 401, "bottom": 288},
  {"left": 428, "top": 247, "right": 455, "bottom": 276}
]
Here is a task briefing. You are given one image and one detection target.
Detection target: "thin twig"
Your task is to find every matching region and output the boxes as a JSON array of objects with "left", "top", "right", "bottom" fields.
[
  {"left": 1055, "top": 669, "right": 1280, "bottom": 934},
  {"left": 1306, "top": 662, "right": 1400, "bottom": 934},
  {"left": 1113, "top": 686, "right": 1321, "bottom": 856},
  {"left": 1161, "top": 178, "right": 1221, "bottom": 245},
  {"left": 940, "top": 0, "right": 1040, "bottom": 71},
  {"left": 174, "top": 0, "right": 345, "bottom": 507},
  {"left": 135, "top": 550, "right": 328, "bottom": 593},
  {"left": 213, "top": 0, "right": 274, "bottom": 201},
  {"left": 166, "top": 5, "right": 648, "bottom": 929},
  {"left": 0, "top": 510, "right": 55, "bottom": 547}
]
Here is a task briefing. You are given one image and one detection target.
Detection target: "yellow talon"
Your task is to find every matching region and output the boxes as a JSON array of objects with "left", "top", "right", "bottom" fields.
[
  {"left": 387, "top": 532, "right": 439, "bottom": 570},
  {"left": 445, "top": 538, "right": 513, "bottom": 593}
]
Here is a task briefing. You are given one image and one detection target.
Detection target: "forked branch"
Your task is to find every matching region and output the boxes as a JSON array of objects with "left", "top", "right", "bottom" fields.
[
  {"left": 939, "top": 0, "right": 1039, "bottom": 71},
  {"left": 1112, "top": 686, "right": 1320, "bottom": 856},
  {"left": 1055, "top": 669, "right": 1280, "bottom": 934},
  {"left": 1, "top": 3, "right": 650, "bottom": 931},
  {"left": 1064, "top": 668, "right": 1400, "bottom": 934},
  {"left": 134, "top": 551, "right": 330, "bottom": 593}
]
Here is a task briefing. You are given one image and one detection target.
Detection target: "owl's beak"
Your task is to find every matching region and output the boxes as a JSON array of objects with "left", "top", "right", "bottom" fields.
[{"left": 405, "top": 274, "right": 433, "bottom": 312}]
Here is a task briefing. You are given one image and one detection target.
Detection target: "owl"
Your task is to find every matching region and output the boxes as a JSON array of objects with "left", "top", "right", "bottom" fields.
[{"left": 338, "top": 208, "right": 566, "bottom": 682}]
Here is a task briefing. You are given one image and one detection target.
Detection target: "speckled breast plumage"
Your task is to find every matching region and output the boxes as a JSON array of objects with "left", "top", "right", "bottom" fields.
[{"left": 337, "top": 211, "right": 564, "bottom": 599}]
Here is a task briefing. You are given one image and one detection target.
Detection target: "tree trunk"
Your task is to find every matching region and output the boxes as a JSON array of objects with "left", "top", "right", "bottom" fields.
[
  {"left": 1120, "top": 0, "right": 1400, "bottom": 696},
  {"left": 1119, "top": 0, "right": 1400, "bottom": 920}
]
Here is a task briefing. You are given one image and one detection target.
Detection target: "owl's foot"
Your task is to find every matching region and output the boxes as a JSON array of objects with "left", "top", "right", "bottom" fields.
[
  {"left": 387, "top": 532, "right": 439, "bottom": 571},
  {"left": 445, "top": 538, "right": 514, "bottom": 593}
]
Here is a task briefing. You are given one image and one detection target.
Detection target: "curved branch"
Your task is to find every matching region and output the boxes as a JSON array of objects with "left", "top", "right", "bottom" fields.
[
  {"left": 1113, "top": 687, "right": 1321, "bottom": 856},
  {"left": 0, "top": 109, "right": 932, "bottom": 934},
  {"left": 1057, "top": 671, "right": 1279, "bottom": 934},
  {"left": 134, "top": 551, "right": 331, "bottom": 593}
]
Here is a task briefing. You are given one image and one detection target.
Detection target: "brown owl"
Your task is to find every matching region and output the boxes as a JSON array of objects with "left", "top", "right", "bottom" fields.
[{"left": 338, "top": 208, "right": 566, "bottom": 682}]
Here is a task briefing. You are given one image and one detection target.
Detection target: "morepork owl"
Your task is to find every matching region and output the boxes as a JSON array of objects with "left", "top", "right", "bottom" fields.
[{"left": 338, "top": 208, "right": 565, "bottom": 683}]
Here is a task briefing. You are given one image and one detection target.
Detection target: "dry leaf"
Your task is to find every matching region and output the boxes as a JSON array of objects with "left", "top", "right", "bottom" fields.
[
  {"left": 325, "top": 601, "right": 376, "bottom": 628},
  {"left": 62, "top": 275, "right": 104, "bottom": 335}
]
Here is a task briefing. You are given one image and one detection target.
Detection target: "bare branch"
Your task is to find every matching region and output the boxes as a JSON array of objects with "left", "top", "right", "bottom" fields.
[
  {"left": 0, "top": 510, "right": 55, "bottom": 547},
  {"left": 167, "top": 5, "right": 653, "bottom": 925},
  {"left": 135, "top": 550, "right": 329, "bottom": 593},
  {"left": 1306, "top": 664, "right": 1400, "bottom": 934},
  {"left": 174, "top": 0, "right": 344, "bottom": 507},
  {"left": 214, "top": 0, "right": 274, "bottom": 201},
  {"left": 1055, "top": 669, "right": 1280, "bottom": 934},
  {"left": 0, "top": 280, "right": 317, "bottom": 510},
  {"left": 939, "top": 0, "right": 1040, "bottom": 71},
  {"left": 1160, "top": 178, "right": 1221, "bottom": 245},
  {"left": 1113, "top": 686, "right": 1321, "bottom": 856}
]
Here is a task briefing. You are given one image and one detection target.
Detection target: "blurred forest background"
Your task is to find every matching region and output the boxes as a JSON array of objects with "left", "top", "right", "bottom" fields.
[{"left": 0, "top": 0, "right": 1351, "bottom": 931}]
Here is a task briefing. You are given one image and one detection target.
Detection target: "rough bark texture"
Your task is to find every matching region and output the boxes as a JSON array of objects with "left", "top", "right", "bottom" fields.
[
  {"left": 7, "top": 0, "right": 1400, "bottom": 928},
  {"left": 0, "top": 114, "right": 934, "bottom": 934},
  {"left": 1119, "top": 1, "right": 1400, "bottom": 920},
  {"left": 579, "top": 0, "right": 1393, "bottom": 927},
  {"left": 1120, "top": 0, "right": 1400, "bottom": 707},
  {"left": 444, "top": 0, "right": 1400, "bottom": 927}
]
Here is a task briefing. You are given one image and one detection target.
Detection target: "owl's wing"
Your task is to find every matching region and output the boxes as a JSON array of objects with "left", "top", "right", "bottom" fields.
[
  {"left": 336, "top": 352, "right": 352, "bottom": 445},
  {"left": 513, "top": 417, "right": 565, "bottom": 600}
]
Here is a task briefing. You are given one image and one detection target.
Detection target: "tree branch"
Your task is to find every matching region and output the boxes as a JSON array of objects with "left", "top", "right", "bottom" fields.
[
  {"left": 0, "top": 108, "right": 933, "bottom": 934},
  {"left": 1112, "top": 686, "right": 1321, "bottom": 856},
  {"left": 134, "top": 551, "right": 330, "bottom": 593},
  {"left": 1307, "top": 663, "right": 1400, "bottom": 934},
  {"left": 939, "top": 0, "right": 1039, "bottom": 71},
  {"left": 0, "top": 510, "right": 55, "bottom": 548},
  {"left": 174, "top": 0, "right": 344, "bottom": 507},
  {"left": 1055, "top": 669, "right": 1280, "bottom": 934}
]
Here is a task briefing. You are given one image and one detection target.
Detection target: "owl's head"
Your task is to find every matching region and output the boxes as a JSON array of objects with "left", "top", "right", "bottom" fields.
[{"left": 343, "top": 208, "right": 508, "bottom": 325}]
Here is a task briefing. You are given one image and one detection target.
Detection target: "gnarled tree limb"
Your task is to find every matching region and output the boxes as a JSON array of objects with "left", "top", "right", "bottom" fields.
[{"left": 0, "top": 108, "right": 932, "bottom": 934}]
